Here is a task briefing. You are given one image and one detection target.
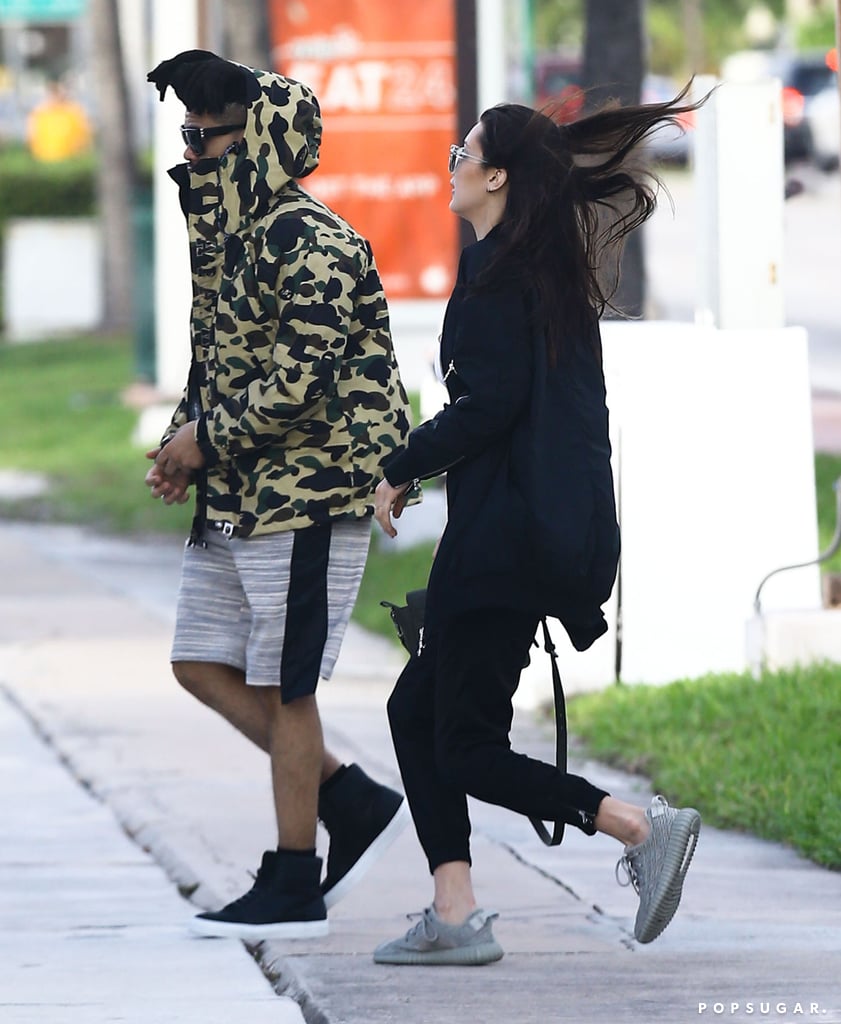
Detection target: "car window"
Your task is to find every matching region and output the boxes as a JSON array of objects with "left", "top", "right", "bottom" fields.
[{"left": 789, "top": 64, "right": 834, "bottom": 96}]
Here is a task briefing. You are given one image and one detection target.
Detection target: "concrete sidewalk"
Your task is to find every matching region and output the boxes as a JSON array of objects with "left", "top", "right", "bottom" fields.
[
  {"left": 1, "top": 521, "right": 840, "bottom": 1024},
  {"left": 0, "top": 691, "right": 304, "bottom": 1024}
]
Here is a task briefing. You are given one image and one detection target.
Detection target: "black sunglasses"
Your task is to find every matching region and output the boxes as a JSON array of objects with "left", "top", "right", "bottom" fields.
[{"left": 180, "top": 123, "right": 245, "bottom": 156}]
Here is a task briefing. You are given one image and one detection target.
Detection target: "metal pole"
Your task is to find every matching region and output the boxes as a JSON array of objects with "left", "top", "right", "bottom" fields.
[
  {"left": 523, "top": 0, "right": 536, "bottom": 103},
  {"left": 455, "top": 0, "right": 477, "bottom": 252},
  {"left": 151, "top": 0, "right": 199, "bottom": 397},
  {"left": 684, "top": 0, "right": 704, "bottom": 76},
  {"left": 836, "top": 0, "right": 840, "bottom": 167}
]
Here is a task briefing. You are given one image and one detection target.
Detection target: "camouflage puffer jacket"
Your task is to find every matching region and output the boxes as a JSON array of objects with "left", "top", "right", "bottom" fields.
[{"left": 163, "top": 69, "right": 411, "bottom": 538}]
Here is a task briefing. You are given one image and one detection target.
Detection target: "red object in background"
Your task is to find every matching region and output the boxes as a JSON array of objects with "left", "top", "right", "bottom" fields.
[
  {"left": 268, "top": 0, "right": 458, "bottom": 300},
  {"left": 782, "top": 84, "right": 806, "bottom": 126},
  {"left": 826, "top": 48, "right": 838, "bottom": 73},
  {"left": 533, "top": 55, "right": 584, "bottom": 118}
]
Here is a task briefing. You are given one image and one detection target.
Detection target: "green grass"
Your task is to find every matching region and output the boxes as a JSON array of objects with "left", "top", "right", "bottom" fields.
[
  {"left": 0, "top": 333, "right": 193, "bottom": 534},
  {"left": 355, "top": 534, "right": 434, "bottom": 640},
  {"left": 567, "top": 664, "right": 841, "bottom": 869},
  {"left": 814, "top": 454, "right": 841, "bottom": 572},
  {"left": 0, "top": 333, "right": 430, "bottom": 638}
]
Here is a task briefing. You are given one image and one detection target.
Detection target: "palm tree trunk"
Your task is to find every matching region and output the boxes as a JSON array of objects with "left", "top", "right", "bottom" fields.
[
  {"left": 90, "top": 0, "right": 137, "bottom": 330},
  {"left": 221, "top": 0, "right": 272, "bottom": 69},
  {"left": 582, "top": 0, "right": 646, "bottom": 319}
]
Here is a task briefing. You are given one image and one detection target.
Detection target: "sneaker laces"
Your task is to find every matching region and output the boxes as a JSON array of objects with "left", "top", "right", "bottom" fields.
[
  {"left": 403, "top": 909, "right": 438, "bottom": 942},
  {"left": 615, "top": 851, "right": 640, "bottom": 894},
  {"left": 220, "top": 860, "right": 273, "bottom": 912}
]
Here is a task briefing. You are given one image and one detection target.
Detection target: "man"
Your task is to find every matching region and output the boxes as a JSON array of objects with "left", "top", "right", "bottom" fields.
[
  {"left": 144, "top": 50, "right": 412, "bottom": 940},
  {"left": 27, "top": 78, "right": 92, "bottom": 162}
]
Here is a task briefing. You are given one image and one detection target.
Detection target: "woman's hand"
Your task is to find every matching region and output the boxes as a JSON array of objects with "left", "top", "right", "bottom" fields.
[{"left": 373, "top": 478, "right": 410, "bottom": 538}]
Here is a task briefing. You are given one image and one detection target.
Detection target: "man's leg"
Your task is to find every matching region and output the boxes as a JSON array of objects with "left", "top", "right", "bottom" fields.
[
  {"left": 172, "top": 659, "right": 341, "bottom": 782},
  {"left": 186, "top": 679, "right": 328, "bottom": 940},
  {"left": 261, "top": 690, "right": 323, "bottom": 849}
]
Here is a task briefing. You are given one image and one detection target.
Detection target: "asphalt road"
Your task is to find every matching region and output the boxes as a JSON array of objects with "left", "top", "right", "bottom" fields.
[{"left": 646, "top": 163, "right": 841, "bottom": 393}]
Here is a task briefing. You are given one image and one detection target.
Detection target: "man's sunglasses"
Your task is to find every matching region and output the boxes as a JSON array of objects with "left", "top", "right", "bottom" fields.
[
  {"left": 180, "top": 123, "right": 245, "bottom": 156},
  {"left": 448, "top": 144, "right": 487, "bottom": 173}
]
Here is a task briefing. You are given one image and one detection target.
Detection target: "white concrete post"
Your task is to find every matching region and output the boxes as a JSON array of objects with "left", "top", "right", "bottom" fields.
[
  {"left": 117, "top": 0, "right": 150, "bottom": 151},
  {"left": 391, "top": 1, "right": 509, "bottom": 404},
  {"left": 694, "top": 77, "right": 785, "bottom": 330},
  {"left": 150, "top": 0, "right": 199, "bottom": 401},
  {"left": 476, "top": 0, "right": 507, "bottom": 113}
]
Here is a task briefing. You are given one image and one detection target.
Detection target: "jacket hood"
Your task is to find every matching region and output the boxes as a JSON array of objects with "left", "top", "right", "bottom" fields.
[
  {"left": 222, "top": 67, "right": 322, "bottom": 227},
  {"left": 157, "top": 55, "right": 322, "bottom": 230}
]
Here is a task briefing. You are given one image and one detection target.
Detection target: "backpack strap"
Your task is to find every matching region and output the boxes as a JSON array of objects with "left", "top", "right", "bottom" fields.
[{"left": 528, "top": 618, "right": 567, "bottom": 846}]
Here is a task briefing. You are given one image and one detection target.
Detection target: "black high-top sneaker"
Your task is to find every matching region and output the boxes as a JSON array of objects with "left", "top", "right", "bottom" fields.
[
  {"left": 318, "top": 763, "right": 410, "bottom": 908},
  {"left": 189, "top": 849, "right": 328, "bottom": 940}
]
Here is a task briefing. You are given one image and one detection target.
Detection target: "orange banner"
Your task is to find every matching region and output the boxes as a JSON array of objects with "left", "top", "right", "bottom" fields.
[{"left": 268, "top": 0, "right": 458, "bottom": 300}]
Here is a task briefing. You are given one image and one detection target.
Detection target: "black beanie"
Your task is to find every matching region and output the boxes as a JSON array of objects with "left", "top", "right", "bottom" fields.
[{"left": 147, "top": 49, "right": 259, "bottom": 113}]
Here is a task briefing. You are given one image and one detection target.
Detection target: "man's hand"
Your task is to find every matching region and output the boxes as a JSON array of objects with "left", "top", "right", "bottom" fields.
[
  {"left": 145, "top": 458, "right": 192, "bottom": 504},
  {"left": 373, "top": 478, "right": 410, "bottom": 539},
  {"left": 154, "top": 421, "right": 205, "bottom": 476},
  {"left": 145, "top": 420, "right": 204, "bottom": 505}
]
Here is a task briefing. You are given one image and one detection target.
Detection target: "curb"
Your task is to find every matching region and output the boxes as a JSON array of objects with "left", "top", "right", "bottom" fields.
[{"left": 3, "top": 683, "right": 330, "bottom": 1024}]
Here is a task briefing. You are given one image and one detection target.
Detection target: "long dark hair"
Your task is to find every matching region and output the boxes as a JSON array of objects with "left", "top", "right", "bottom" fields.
[{"left": 474, "top": 84, "right": 701, "bottom": 360}]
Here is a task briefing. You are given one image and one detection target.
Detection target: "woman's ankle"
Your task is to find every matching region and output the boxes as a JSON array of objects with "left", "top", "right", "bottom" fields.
[
  {"left": 432, "top": 861, "right": 477, "bottom": 924},
  {"left": 433, "top": 897, "right": 478, "bottom": 925},
  {"left": 595, "top": 797, "right": 650, "bottom": 846}
]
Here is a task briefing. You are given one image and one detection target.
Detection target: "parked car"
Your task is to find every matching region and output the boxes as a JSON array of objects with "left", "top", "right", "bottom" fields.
[
  {"left": 533, "top": 53, "right": 584, "bottom": 121},
  {"left": 722, "top": 48, "right": 837, "bottom": 163},
  {"left": 534, "top": 55, "right": 692, "bottom": 164},
  {"left": 773, "top": 51, "right": 836, "bottom": 161},
  {"left": 808, "top": 84, "right": 839, "bottom": 171},
  {"left": 641, "top": 73, "right": 694, "bottom": 165}
]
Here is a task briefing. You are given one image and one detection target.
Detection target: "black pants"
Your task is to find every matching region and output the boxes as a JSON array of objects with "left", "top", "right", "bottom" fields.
[{"left": 387, "top": 607, "right": 610, "bottom": 873}]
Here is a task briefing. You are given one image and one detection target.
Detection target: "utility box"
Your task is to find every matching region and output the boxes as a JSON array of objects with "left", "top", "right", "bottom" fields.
[
  {"left": 3, "top": 217, "right": 103, "bottom": 341},
  {"left": 515, "top": 320, "right": 819, "bottom": 705},
  {"left": 694, "top": 78, "right": 785, "bottom": 330}
]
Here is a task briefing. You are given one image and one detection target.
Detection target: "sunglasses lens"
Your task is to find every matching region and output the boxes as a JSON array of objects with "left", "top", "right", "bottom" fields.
[
  {"left": 181, "top": 127, "right": 203, "bottom": 154},
  {"left": 448, "top": 147, "right": 458, "bottom": 173}
]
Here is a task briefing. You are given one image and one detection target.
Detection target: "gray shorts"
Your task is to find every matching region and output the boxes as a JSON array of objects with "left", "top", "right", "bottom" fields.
[{"left": 171, "top": 518, "right": 371, "bottom": 702}]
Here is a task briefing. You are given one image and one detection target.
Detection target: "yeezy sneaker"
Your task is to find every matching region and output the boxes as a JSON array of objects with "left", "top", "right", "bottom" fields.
[
  {"left": 318, "top": 763, "right": 410, "bottom": 908},
  {"left": 616, "top": 795, "right": 701, "bottom": 943},
  {"left": 374, "top": 906, "right": 504, "bottom": 966},
  {"left": 189, "top": 849, "right": 328, "bottom": 941}
]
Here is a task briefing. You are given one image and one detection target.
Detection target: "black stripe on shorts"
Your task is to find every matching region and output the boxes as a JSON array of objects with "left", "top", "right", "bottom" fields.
[{"left": 280, "top": 522, "right": 332, "bottom": 703}]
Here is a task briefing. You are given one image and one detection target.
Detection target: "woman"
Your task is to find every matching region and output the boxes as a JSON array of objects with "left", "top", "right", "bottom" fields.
[{"left": 372, "top": 95, "right": 701, "bottom": 966}]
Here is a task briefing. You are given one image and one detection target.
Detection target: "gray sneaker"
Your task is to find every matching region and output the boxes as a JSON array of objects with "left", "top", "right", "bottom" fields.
[
  {"left": 373, "top": 907, "right": 504, "bottom": 966},
  {"left": 616, "top": 795, "right": 701, "bottom": 944}
]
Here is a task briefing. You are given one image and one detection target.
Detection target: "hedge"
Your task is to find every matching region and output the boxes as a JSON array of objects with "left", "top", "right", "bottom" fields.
[{"left": 0, "top": 145, "right": 97, "bottom": 227}]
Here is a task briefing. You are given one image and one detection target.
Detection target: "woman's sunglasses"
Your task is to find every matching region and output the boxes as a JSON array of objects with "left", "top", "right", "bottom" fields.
[
  {"left": 448, "top": 144, "right": 488, "bottom": 174},
  {"left": 180, "top": 123, "right": 246, "bottom": 156}
]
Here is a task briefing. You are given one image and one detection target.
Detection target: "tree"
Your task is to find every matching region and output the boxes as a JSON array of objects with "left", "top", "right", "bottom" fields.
[
  {"left": 89, "top": 0, "right": 137, "bottom": 330},
  {"left": 534, "top": 0, "right": 583, "bottom": 50},
  {"left": 581, "top": 0, "right": 646, "bottom": 319},
  {"left": 535, "top": 0, "right": 789, "bottom": 77},
  {"left": 220, "top": 0, "right": 273, "bottom": 68}
]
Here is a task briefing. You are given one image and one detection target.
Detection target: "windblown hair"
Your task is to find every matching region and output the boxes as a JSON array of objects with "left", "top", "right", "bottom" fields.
[{"left": 474, "top": 84, "right": 701, "bottom": 360}]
